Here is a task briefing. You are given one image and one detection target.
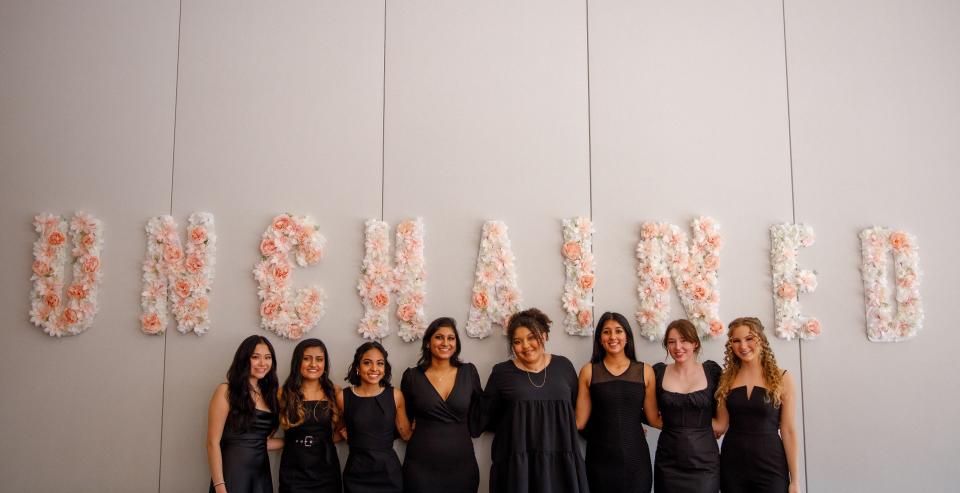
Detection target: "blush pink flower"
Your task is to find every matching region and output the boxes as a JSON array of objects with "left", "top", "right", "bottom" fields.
[
  {"left": 141, "top": 313, "right": 162, "bottom": 334},
  {"left": 579, "top": 275, "right": 595, "bottom": 290},
  {"left": 272, "top": 215, "right": 291, "bottom": 231},
  {"left": 260, "top": 238, "right": 278, "bottom": 256},
  {"left": 44, "top": 293, "right": 60, "bottom": 308},
  {"left": 61, "top": 308, "right": 79, "bottom": 325},
  {"left": 189, "top": 226, "right": 207, "bottom": 244},
  {"left": 174, "top": 279, "right": 192, "bottom": 298},
  {"left": 372, "top": 291, "right": 389, "bottom": 309},
  {"left": 577, "top": 310, "right": 592, "bottom": 328},
  {"left": 398, "top": 303, "right": 417, "bottom": 322},
  {"left": 709, "top": 319, "right": 724, "bottom": 337},
  {"left": 68, "top": 284, "right": 88, "bottom": 300},
  {"left": 890, "top": 231, "right": 910, "bottom": 252},
  {"left": 185, "top": 254, "right": 204, "bottom": 274},
  {"left": 163, "top": 244, "right": 183, "bottom": 263},
  {"left": 47, "top": 231, "right": 66, "bottom": 246},
  {"left": 804, "top": 319, "right": 821, "bottom": 336},
  {"left": 472, "top": 291, "right": 489, "bottom": 309},
  {"left": 32, "top": 260, "right": 52, "bottom": 277},
  {"left": 260, "top": 299, "right": 280, "bottom": 319},
  {"left": 81, "top": 256, "right": 100, "bottom": 274},
  {"left": 562, "top": 241, "right": 582, "bottom": 260},
  {"left": 777, "top": 283, "right": 797, "bottom": 299},
  {"left": 287, "top": 324, "right": 304, "bottom": 340}
]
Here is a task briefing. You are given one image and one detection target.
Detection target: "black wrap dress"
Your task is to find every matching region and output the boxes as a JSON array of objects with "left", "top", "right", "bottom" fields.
[
  {"left": 653, "top": 360, "right": 721, "bottom": 493},
  {"left": 210, "top": 409, "right": 278, "bottom": 493},
  {"left": 342, "top": 388, "right": 403, "bottom": 493},
  {"left": 719, "top": 382, "right": 790, "bottom": 493},
  {"left": 279, "top": 400, "right": 341, "bottom": 493},
  {"left": 476, "top": 355, "right": 589, "bottom": 493},
  {"left": 584, "top": 360, "right": 652, "bottom": 493},
  {"left": 400, "top": 363, "right": 482, "bottom": 493}
]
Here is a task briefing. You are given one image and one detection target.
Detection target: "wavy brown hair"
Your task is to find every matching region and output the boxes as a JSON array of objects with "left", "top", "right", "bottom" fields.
[
  {"left": 716, "top": 317, "right": 784, "bottom": 408},
  {"left": 279, "top": 338, "right": 339, "bottom": 429}
]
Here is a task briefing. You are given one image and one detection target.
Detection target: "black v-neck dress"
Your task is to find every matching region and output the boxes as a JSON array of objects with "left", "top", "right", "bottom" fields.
[{"left": 400, "top": 363, "right": 483, "bottom": 493}]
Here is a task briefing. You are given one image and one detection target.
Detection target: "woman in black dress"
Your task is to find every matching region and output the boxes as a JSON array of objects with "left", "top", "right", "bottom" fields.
[
  {"left": 207, "top": 335, "right": 282, "bottom": 493},
  {"left": 715, "top": 317, "right": 799, "bottom": 493},
  {"left": 277, "top": 338, "right": 342, "bottom": 493},
  {"left": 401, "top": 317, "right": 482, "bottom": 493},
  {"left": 575, "top": 312, "right": 661, "bottom": 493},
  {"left": 475, "top": 308, "right": 589, "bottom": 493},
  {"left": 336, "top": 341, "right": 412, "bottom": 493},
  {"left": 653, "top": 319, "right": 721, "bottom": 493}
]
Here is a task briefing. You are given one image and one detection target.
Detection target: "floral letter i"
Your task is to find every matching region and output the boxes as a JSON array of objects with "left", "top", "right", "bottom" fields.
[
  {"left": 30, "top": 212, "right": 104, "bottom": 337},
  {"left": 635, "top": 216, "right": 723, "bottom": 341},
  {"left": 860, "top": 227, "right": 923, "bottom": 342},
  {"left": 465, "top": 221, "right": 523, "bottom": 339},
  {"left": 254, "top": 214, "right": 327, "bottom": 340},
  {"left": 561, "top": 217, "right": 596, "bottom": 336},
  {"left": 770, "top": 224, "right": 820, "bottom": 340},
  {"left": 357, "top": 218, "right": 427, "bottom": 342}
]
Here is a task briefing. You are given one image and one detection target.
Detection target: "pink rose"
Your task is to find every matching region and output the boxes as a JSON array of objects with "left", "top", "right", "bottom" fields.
[
  {"left": 371, "top": 291, "right": 389, "bottom": 309},
  {"left": 472, "top": 291, "right": 489, "bottom": 309},
  {"left": 194, "top": 297, "right": 209, "bottom": 311},
  {"left": 706, "top": 234, "right": 722, "bottom": 249},
  {"left": 174, "top": 279, "right": 192, "bottom": 298},
  {"left": 67, "top": 284, "right": 88, "bottom": 300},
  {"left": 398, "top": 303, "right": 417, "bottom": 322},
  {"left": 287, "top": 324, "right": 304, "bottom": 340},
  {"left": 577, "top": 310, "right": 592, "bottom": 328},
  {"left": 709, "top": 319, "right": 724, "bottom": 337},
  {"left": 641, "top": 223, "right": 658, "bottom": 240},
  {"left": 141, "top": 313, "right": 162, "bottom": 334},
  {"left": 777, "top": 283, "right": 797, "bottom": 299},
  {"left": 189, "top": 227, "right": 207, "bottom": 244},
  {"left": 304, "top": 248, "right": 322, "bottom": 264},
  {"left": 163, "top": 244, "right": 183, "bottom": 263},
  {"left": 81, "top": 233, "right": 95, "bottom": 248},
  {"left": 185, "top": 254, "right": 204, "bottom": 273},
  {"left": 61, "top": 308, "right": 79, "bottom": 325},
  {"left": 260, "top": 299, "right": 281, "bottom": 318},
  {"left": 692, "top": 285, "right": 708, "bottom": 301},
  {"left": 47, "top": 231, "right": 66, "bottom": 246},
  {"left": 654, "top": 276, "right": 670, "bottom": 292},
  {"left": 804, "top": 319, "right": 821, "bottom": 336},
  {"left": 260, "top": 238, "right": 278, "bottom": 256},
  {"left": 81, "top": 256, "right": 100, "bottom": 274},
  {"left": 704, "top": 254, "right": 719, "bottom": 270},
  {"left": 272, "top": 215, "right": 291, "bottom": 231},
  {"left": 500, "top": 288, "right": 519, "bottom": 306},
  {"left": 32, "top": 260, "right": 52, "bottom": 277},
  {"left": 272, "top": 264, "right": 290, "bottom": 282},
  {"left": 397, "top": 221, "right": 414, "bottom": 236},
  {"left": 562, "top": 241, "right": 582, "bottom": 260},
  {"left": 579, "top": 275, "right": 595, "bottom": 290},
  {"left": 44, "top": 293, "right": 60, "bottom": 308},
  {"left": 890, "top": 231, "right": 910, "bottom": 252}
]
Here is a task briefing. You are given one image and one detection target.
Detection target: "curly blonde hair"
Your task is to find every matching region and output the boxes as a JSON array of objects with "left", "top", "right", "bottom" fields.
[{"left": 716, "top": 317, "right": 784, "bottom": 408}]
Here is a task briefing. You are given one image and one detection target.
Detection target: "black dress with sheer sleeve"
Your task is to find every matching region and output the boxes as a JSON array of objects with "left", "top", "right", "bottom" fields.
[
  {"left": 279, "top": 400, "right": 341, "bottom": 493},
  {"left": 210, "top": 409, "right": 278, "bottom": 493},
  {"left": 475, "top": 355, "right": 589, "bottom": 493},
  {"left": 653, "top": 360, "right": 721, "bottom": 493},
  {"left": 400, "top": 363, "right": 482, "bottom": 493},
  {"left": 585, "top": 360, "right": 652, "bottom": 493},
  {"left": 719, "top": 379, "right": 790, "bottom": 493}
]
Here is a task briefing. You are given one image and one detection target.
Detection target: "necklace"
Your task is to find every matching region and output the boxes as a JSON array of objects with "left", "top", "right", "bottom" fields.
[{"left": 522, "top": 360, "right": 547, "bottom": 388}]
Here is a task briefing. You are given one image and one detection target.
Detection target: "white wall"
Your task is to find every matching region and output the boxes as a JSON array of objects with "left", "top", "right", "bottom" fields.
[{"left": 1, "top": 1, "right": 957, "bottom": 491}]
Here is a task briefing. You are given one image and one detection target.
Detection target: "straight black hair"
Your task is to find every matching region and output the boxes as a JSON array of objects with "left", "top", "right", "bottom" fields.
[
  {"left": 417, "top": 317, "right": 464, "bottom": 370},
  {"left": 590, "top": 312, "right": 638, "bottom": 364}
]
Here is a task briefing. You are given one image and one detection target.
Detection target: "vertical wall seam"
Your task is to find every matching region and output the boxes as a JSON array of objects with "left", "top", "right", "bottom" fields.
[
  {"left": 380, "top": 0, "right": 387, "bottom": 222},
  {"left": 780, "top": 1, "right": 809, "bottom": 491},
  {"left": 158, "top": 1, "right": 184, "bottom": 491},
  {"left": 585, "top": 0, "right": 596, "bottom": 320}
]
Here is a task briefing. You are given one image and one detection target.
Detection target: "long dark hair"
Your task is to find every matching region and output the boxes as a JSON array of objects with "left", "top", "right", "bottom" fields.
[
  {"left": 280, "top": 338, "right": 338, "bottom": 429},
  {"left": 590, "top": 311, "right": 638, "bottom": 364},
  {"left": 345, "top": 341, "right": 392, "bottom": 388},
  {"left": 416, "top": 317, "right": 464, "bottom": 370},
  {"left": 226, "top": 335, "right": 279, "bottom": 433}
]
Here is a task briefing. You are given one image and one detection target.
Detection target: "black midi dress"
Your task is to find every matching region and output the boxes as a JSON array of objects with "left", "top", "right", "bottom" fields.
[
  {"left": 400, "top": 363, "right": 482, "bottom": 493},
  {"left": 719, "top": 384, "right": 790, "bottom": 493},
  {"left": 210, "top": 409, "right": 278, "bottom": 493},
  {"left": 653, "top": 361, "right": 721, "bottom": 493},
  {"left": 476, "top": 355, "right": 589, "bottom": 493},
  {"left": 342, "top": 388, "right": 403, "bottom": 493},
  {"left": 279, "top": 400, "right": 342, "bottom": 493},
  {"left": 584, "top": 360, "right": 652, "bottom": 493}
]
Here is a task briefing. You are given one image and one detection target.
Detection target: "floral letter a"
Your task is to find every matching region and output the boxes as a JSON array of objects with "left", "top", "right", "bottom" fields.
[{"left": 465, "top": 221, "right": 523, "bottom": 339}]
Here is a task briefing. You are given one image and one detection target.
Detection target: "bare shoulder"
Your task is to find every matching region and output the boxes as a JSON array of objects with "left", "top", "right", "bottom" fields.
[
  {"left": 393, "top": 387, "right": 405, "bottom": 402},
  {"left": 213, "top": 382, "right": 229, "bottom": 399}
]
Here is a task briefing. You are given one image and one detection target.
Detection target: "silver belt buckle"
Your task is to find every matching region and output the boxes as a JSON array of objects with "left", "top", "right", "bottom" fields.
[{"left": 302, "top": 435, "right": 314, "bottom": 447}]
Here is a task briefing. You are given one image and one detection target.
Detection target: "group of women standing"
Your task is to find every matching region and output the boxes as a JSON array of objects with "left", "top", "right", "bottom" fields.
[{"left": 206, "top": 309, "right": 799, "bottom": 493}]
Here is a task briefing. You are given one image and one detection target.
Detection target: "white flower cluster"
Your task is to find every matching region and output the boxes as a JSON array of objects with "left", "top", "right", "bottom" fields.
[
  {"left": 860, "top": 227, "right": 923, "bottom": 342},
  {"left": 140, "top": 213, "right": 217, "bottom": 336},
  {"left": 254, "top": 214, "right": 326, "bottom": 340},
  {"left": 393, "top": 219, "right": 427, "bottom": 342},
  {"left": 29, "top": 212, "right": 104, "bottom": 337},
  {"left": 465, "top": 221, "right": 523, "bottom": 339},
  {"left": 770, "top": 224, "right": 820, "bottom": 340},
  {"left": 561, "top": 217, "right": 596, "bottom": 336},
  {"left": 357, "top": 220, "right": 392, "bottom": 340},
  {"left": 635, "top": 217, "right": 723, "bottom": 341}
]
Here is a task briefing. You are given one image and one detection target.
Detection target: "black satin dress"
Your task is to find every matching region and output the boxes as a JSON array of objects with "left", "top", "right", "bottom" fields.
[
  {"left": 719, "top": 384, "right": 790, "bottom": 493},
  {"left": 279, "top": 400, "right": 342, "bottom": 493},
  {"left": 475, "top": 355, "right": 589, "bottom": 493},
  {"left": 400, "top": 363, "right": 482, "bottom": 493},
  {"left": 342, "top": 388, "right": 403, "bottom": 493},
  {"left": 653, "top": 361, "right": 721, "bottom": 493},
  {"left": 585, "top": 360, "right": 652, "bottom": 493},
  {"left": 210, "top": 409, "right": 278, "bottom": 493}
]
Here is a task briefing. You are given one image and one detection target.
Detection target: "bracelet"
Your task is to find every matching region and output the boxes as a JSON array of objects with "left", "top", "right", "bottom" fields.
[{"left": 213, "top": 481, "right": 225, "bottom": 487}]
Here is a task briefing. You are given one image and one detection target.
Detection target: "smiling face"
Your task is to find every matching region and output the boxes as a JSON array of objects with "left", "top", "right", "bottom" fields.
[
  {"left": 358, "top": 348, "right": 386, "bottom": 386},
  {"left": 512, "top": 326, "right": 546, "bottom": 368},
  {"left": 249, "top": 343, "right": 273, "bottom": 381},
  {"left": 729, "top": 324, "right": 760, "bottom": 363},
  {"left": 299, "top": 346, "right": 326, "bottom": 382},
  {"left": 600, "top": 319, "right": 628, "bottom": 356},
  {"left": 429, "top": 326, "right": 457, "bottom": 362},
  {"left": 665, "top": 328, "right": 699, "bottom": 363}
]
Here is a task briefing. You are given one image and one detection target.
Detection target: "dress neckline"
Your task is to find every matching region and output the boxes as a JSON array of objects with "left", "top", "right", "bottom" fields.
[
  {"left": 732, "top": 385, "right": 767, "bottom": 401},
  {"left": 422, "top": 366, "right": 459, "bottom": 403}
]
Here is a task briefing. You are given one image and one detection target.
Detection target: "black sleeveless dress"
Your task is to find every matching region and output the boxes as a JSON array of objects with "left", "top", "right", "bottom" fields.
[
  {"left": 585, "top": 360, "right": 652, "bottom": 493},
  {"left": 400, "top": 363, "right": 482, "bottom": 493},
  {"left": 475, "top": 355, "right": 589, "bottom": 493},
  {"left": 210, "top": 409, "right": 278, "bottom": 493},
  {"left": 719, "top": 384, "right": 790, "bottom": 492},
  {"left": 342, "top": 388, "right": 403, "bottom": 493},
  {"left": 279, "top": 400, "right": 342, "bottom": 493},
  {"left": 653, "top": 361, "right": 721, "bottom": 493}
]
